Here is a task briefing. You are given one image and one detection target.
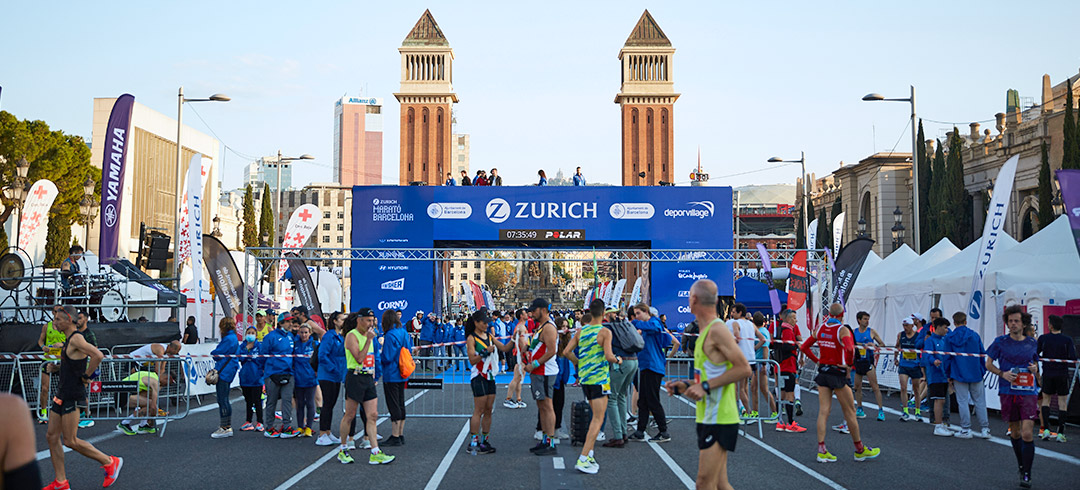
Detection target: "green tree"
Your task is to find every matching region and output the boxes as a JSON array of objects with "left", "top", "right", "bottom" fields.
[
  {"left": 916, "top": 120, "right": 933, "bottom": 251},
  {"left": 927, "top": 139, "right": 947, "bottom": 244},
  {"left": 944, "top": 129, "right": 968, "bottom": 245},
  {"left": 1037, "top": 141, "right": 1054, "bottom": 230},
  {"left": 1064, "top": 79, "right": 1078, "bottom": 170},
  {"left": 259, "top": 182, "right": 274, "bottom": 244},
  {"left": 0, "top": 225, "right": 7, "bottom": 251},
  {"left": 485, "top": 261, "right": 516, "bottom": 291},
  {"left": 795, "top": 204, "right": 806, "bottom": 249},
  {"left": 242, "top": 185, "right": 258, "bottom": 248}
]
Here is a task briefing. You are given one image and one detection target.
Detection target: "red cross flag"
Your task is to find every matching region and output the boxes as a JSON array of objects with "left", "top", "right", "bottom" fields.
[
  {"left": 276, "top": 204, "right": 321, "bottom": 280},
  {"left": 18, "top": 179, "right": 59, "bottom": 266}
]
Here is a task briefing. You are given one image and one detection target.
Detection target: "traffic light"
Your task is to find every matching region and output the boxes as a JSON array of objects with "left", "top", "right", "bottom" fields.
[{"left": 143, "top": 232, "right": 171, "bottom": 270}]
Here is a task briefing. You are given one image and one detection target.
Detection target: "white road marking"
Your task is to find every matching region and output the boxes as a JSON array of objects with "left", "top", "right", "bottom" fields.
[
  {"left": 813, "top": 388, "right": 1080, "bottom": 467},
  {"left": 647, "top": 441, "right": 696, "bottom": 490},
  {"left": 552, "top": 457, "right": 565, "bottom": 470},
  {"left": 275, "top": 389, "right": 429, "bottom": 490},
  {"left": 423, "top": 420, "right": 471, "bottom": 490}
]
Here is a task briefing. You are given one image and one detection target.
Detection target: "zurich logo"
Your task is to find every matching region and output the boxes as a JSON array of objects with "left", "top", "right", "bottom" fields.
[
  {"left": 486, "top": 198, "right": 510, "bottom": 223},
  {"left": 372, "top": 198, "right": 379, "bottom": 206},
  {"left": 968, "top": 291, "right": 983, "bottom": 320},
  {"left": 103, "top": 204, "right": 117, "bottom": 227}
]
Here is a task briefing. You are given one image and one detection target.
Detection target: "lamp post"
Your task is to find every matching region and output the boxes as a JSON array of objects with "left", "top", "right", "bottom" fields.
[
  {"left": 4, "top": 156, "right": 32, "bottom": 247},
  {"left": 768, "top": 152, "right": 808, "bottom": 250},
  {"left": 863, "top": 87, "right": 920, "bottom": 252},
  {"left": 211, "top": 216, "right": 222, "bottom": 238},
  {"left": 79, "top": 177, "right": 99, "bottom": 251},
  {"left": 857, "top": 217, "right": 867, "bottom": 237},
  {"left": 891, "top": 206, "right": 905, "bottom": 251},
  {"left": 174, "top": 87, "right": 229, "bottom": 287},
  {"left": 272, "top": 150, "right": 314, "bottom": 248}
]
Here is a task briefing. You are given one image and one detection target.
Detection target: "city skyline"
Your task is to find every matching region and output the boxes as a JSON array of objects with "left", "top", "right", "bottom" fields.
[{"left": 2, "top": 1, "right": 1079, "bottom": 190}]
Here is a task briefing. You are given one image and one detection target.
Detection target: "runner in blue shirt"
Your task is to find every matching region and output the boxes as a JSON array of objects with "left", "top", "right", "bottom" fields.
[{"left": 986, "top": 305, "right": 1040, "bottom": 488}]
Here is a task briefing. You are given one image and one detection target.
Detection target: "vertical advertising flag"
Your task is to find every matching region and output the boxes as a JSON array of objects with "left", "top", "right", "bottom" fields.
[
  {"left": 286, "top": 254, "right": 325, "bottom": 328},
  {"left": 832, "top": 212, "right": 846, "bottom": 257},
  {"left": 177, "top": 156, "right": 213, "bottom": 266},
  {"left": 97, "top": 94, "right": 135, "bottom": 265},
  {"left": 786, "top": 251, "right": 809, "bottom": 311},
  {"left": 807, "top": 218, "right": 819, "bottom": 251},
  {"left": 461, "top": 281, "right": 476, "bottom": 310},
  {"left": 17, "top": 179, "right": 59, "bottom": 266},
  {"left": 276, "top": 204, "right": 322, "bottom": 280},
  {"left": 755, "top": 243, "right": 782, "bottom": 314},
  {"left": 628, "top": 277, "right": 643, "bottom": 306},
  {"left": 1056, "top": 169, "right": 1080, "bottom": 257},
  {"left": 613, "top": 278, "right": 628, "bottom": 307},
  {"left": 967, "top": 155, "right": 1020, "bottom": 335},
  {"left": 203, "top": 234, "right": 245, "bottom": 323},
  {"left": 186, "top": 154, "right": 205, "bottom": 336},
  {"left": 830, "top": 237, "right": 875, "bottom": 307}
]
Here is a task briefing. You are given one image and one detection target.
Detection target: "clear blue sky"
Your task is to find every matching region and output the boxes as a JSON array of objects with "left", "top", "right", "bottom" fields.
[{"left": 2, "top": 1, "right": 1078, "bottom": 189}]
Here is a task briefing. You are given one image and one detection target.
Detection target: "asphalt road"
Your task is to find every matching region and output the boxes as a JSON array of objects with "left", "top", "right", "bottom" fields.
[{"left": 32, "top": 379, "right": 1080, "bottom": 489}]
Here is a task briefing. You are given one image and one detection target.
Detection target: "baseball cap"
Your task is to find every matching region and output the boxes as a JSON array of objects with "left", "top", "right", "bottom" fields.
[
  {"left": 649, "top": 307, "right": 659, "bottom": 317},
  {"left": 358, "top": 308, "right": 376, "bottom": 318},
  {"left": 604, "top": 307, "right": 620, "bottom": 314},
  {"left": 902, "top": 317, "right": 915, "bottom": 326},
  {"left": 469, "top": 310, "right": 492, "bottom": 325},
  {"left": 527, "top": 298, "right": 551, "bottom": 312},
  {"left": 278, "top": 313, "right": 288, "bottom": 323},
  {"left": 255, "top": 310, "right": 266, "bottom": 317},
  {"left": 912, "top": 312, "right": 925, "bottom": 322}
]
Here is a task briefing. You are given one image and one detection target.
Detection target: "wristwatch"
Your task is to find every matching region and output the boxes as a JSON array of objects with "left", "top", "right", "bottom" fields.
[{"left": 700, "top": 382, "right": 711, "bottom": 395}]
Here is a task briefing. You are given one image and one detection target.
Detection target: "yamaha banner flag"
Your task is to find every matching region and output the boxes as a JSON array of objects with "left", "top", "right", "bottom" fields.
[
  {"left": 203, "top": 234, "right": 245, "bottom": 323},
  {"left": 755, "top": 243, "right": 782, "bottom": 314},
  {"left": 968, "top": 155, "right": 1019, "bottom": 336},
  {"left": 97, "top": 94, "right": 135, "bottom": 265},
  {"left": 1056, "top": 169, "right": 1080, "bottom": 258},
  {"left": 830, "top": 237, "right": 875, "bottom": 308},
  {"left": 286, "top": 254, "right": 325, "bottom": 328}
]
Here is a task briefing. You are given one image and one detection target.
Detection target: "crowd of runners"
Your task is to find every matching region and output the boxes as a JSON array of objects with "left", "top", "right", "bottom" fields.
[{"left": 22, "top": 278, "right": 1079, "bottom": 490}]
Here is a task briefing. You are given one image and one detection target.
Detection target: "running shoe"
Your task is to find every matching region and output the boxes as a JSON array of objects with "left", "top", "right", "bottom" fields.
[
  {"left": 1039, "top": 429, "right": 1051, "bottom": 440},
  {"left": 933, "top": 425, "right": 953, "bottom": 437},
  {"left": 516, "top": 400, "right": 527, "bottom": 409},
  {"left": 503, "top": 399, "right": 518, "bottom": 409},
  {"left": 465, "top": 440, "right": 480, "bottom": 454},
  {"left": 626, "top": 414, "right": 638, "bottom": 425},
  {"left": 1055, "top": 433, "right": 1067, "bottom": 443},
  {"left": 775, "top": 422, "right": 788, "bottom": 432},
  {"left": 529, "top": 442, "right": 547, "bottom": 453},
  {"left": 876, "top": 411, "right": 885, "bottom": 422},
  {"left": 337, "top": 450, "right": 355, "bottom": 464},
  {"left": 974, "top": 428, "right": 992, "bottom": 439},
  {"left": 256, "top": 423, "right": 265, "bottom": 432},
  {"left": 854, "top": 446, "right": 880, "bottom": 462},
  {"left": 816, "top": 451, "right": 837, "bottom": 463},
  {"left": 534, "top": 430, "right": 544, "bottom": 441},
  {"left": 43, "top": 480, "right": 71, "bottom": 490},
  {"left": 795, "top": 400, "right": 803, "bottom": 416},
  {"left": 478, "top": 441, "right": 496, "bottom": 454},
  {"left": 648, "top": 432, "right": 671, "bottom": 443},
  {"left": 785, "top": 422, "right": 808, "bottom": 433},
  {"left": 575, "top": 457, "right": 599, "bottom": 474},
  {"left": 907, "top": 399, "right": 915, "bottom": 409},
  {"left": 1020, "top": 471, "right": 1031, "bottom": 488},
  {"left": 116, "top": 423, "right": 137, "bottom": 436},
  {"left": 211, "top": 427, "right": 234, "bottom": 439},
  {"left": 279, "top": 427, "right": 301, "bottom": 439},
  {"left": 102, "top": 456, "right": 123, "bottom": 488},
  {"left": 78, "top": 419, "right": 95, "bottom": 428},
  {"left": 302, "top": 428, "right": 313, "bottom": 438},
  {"left": 855, "top": 407, "right": 866, "bottom": 419},
  {"left": 764, "top": 412, "right": 779, "bottom": 424},
  {"left": 383, "top": 435, "right": 402, "bottom": 447},
  {"left": 369, "top": 451, "right": 396, "bottom": 465},
  {"left": 831, "top": 423, "right": 849, "bottom": 434},
  {"left": 596, "top": 431, "right": 606, "bottom": 441},
  {"left": 136, "top": 424, "right": 156, "bottom": 435},
  {"left": 555, "top": 429, "right": 570, "bottom": 439},
  {"left": 954, "top": 429, "right": 973, "bottom": 439},
  {"left": 626, "top": 431, "right": 646, "bottom": 442},
  {"left": 264, "top": 428, "right": 281, "bottom": 438},
  {"left": 316, "top": 434, "right": 336, "bottom": 446},
  {"left": 329, "top": 433, "right": 341, "bottom": 444},
  {"left": 749, "top": 410, "right": 758, "bottom": 418},
  {"left": 533, "top": 444, "right": 557, "bottom": 456},
  {"left": 240, "top": 422, "right": 256, "bottom": 432},
  {"left": 275, "top": 410, "right": 282, "bottom": 420},
  {"left": 38, "top": 408, "right": 48, "bottom": 422}
]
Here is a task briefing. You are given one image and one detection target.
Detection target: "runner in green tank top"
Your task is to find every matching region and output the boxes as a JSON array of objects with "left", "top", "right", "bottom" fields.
[
  {"left": 665, "top": 280, "right": 751, "bottom": 490},
  {"left": 37, "top": 306, "right": 68, "bottom": 422},
  {"left": 564, "top": 299, "right": 622, "bottom": 475}
]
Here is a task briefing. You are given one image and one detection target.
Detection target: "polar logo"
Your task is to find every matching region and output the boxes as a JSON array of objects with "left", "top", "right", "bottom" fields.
[
  {"left": 664, "top": 201, "right": 715, "bottom": 219},
  {"left": 968, "top": 290, "right": 983, "bottom": 320},
  {"left": 378, "top": 299, "right": 408, "bottom": 311},
  {"left": 381, "top": 278, "right": 405, "bottom": 291},
  {"left": 486, "top": 198, "right": 511, "bottom": 223}
]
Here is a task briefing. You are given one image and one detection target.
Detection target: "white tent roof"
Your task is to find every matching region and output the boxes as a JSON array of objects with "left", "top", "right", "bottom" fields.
[
  {"left": 848, "top": 244, "right": 918, "bottom": 297},
  {"left": 991, "top": 215, "right": 1080, "bottom": 293},
  {"left": 884, "top": 238, "right": 962, "bottom": 297},
  {"left": 863, "top": 250, "right": 883, "bottom": 270}
]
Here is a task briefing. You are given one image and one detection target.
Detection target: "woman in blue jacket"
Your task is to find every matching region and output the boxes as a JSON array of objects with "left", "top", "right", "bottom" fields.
[
  {"left": 453, "top": 321, "right": 467, "bottom": 371},
  {"left": 238, "top": 326, "right": 264, "bottom": 432},
  {"left": 380, "top": 310, "right": 414, "bottom": 446},
  {"left": 316, "top": 312, "right": 346, "bottom": 446},
  {"left": 293, "top": 324, "right": 319, "bottom": 437},
  {"left": 211, "top": 317, "right": 240, "bottom": 439}
]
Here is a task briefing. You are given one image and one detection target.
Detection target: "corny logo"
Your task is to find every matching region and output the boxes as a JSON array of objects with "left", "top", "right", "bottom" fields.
[
  {"left": 378, "top": 299, "right": 409, "bottom": 311},
  {"left": 664, "top": 201, "right": 715, "bottom": 219}
]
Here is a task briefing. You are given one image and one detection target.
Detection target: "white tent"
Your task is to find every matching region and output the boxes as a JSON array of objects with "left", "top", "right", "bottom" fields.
[{"left": 846, "top": 245, "right": 918, "bottom": 330}]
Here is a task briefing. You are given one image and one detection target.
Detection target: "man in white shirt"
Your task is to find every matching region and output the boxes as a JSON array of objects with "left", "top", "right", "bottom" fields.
[{"left": 727, "top": 303, "right": 763, "bottom": 421}]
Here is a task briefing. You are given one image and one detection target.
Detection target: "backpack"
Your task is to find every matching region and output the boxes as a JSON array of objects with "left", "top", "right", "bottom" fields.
[
  {"left": 771, "top": 324, "right": 796, "bottom": 363},
  {"left": 398, "top": 346, "right": 415, "bottom": 379},
  {"left": 608, "top": 319, "right": 644, "bottom": 354},
  {"left": 309, "top": 341, "right": 320, "bottom": 371}
]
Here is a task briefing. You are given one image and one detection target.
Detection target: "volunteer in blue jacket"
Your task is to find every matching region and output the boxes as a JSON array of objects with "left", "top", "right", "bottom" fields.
[
  {"left": 628, "top": 303, "right": 671, "bottom": 443},
  {"left": 293, "top": 324, "right": 319, "bottom": 438},
  {"left": 418, "top": 312, "right": 437, "bottom": 371},
  {"left": 381, "top": 310, "right": 413, "bottom": 447},
  {"left": 316, "top": 312, "right": 347, "bottom": 446},
  {"left": 944, "top": 311, "right": 990, "bottom": 439},
  {"left": 238, "top": 326, "right": 265, "bottom": 432},
  {"left": 211, "top": 317, "right": 241, "bottom": 439},
  {"left": 923, "top": 317, "right": 952, "bottom": 437},
  {"left": 452, "top": 320, "right": 467, "bottom": 371},
  {"left": 263, "top": 315, "right": 299, "bottom": 439}
]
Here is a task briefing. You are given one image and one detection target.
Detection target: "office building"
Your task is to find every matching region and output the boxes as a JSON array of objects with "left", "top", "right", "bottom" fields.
[{"left": 333, "top": 96, "right": 384, "bottom": 186}]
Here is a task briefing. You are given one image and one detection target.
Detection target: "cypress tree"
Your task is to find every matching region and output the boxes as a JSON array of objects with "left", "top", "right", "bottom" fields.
[
  {"left": 44, "top": 215, "right": 72, "bottom": 267},
  {"left": 795, "top": 205, "right": 806, "bottom": 249},
  {"left": 1037, "top": 141, "right": 1054, "bottom": 229},
  {"left": 259, "top": 182, "right": 274, "bottom": 244},
  {"left": 944, "top": 129, "right": 967, "bottom": 245},
  {"left": 242, "top": 185, "right": 258, "bottom": 249},
  {"left": 1064, "top": 79, "right": 1078, "bottom": 170},
  {"left": 916, "top": 121, "right": 933, "bottom": 251},
  {"left": 927, "top": 139, "right": 947, "bottom": 244}
]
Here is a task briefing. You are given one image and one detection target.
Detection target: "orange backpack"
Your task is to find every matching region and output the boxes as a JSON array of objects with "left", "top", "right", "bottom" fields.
[{"left": 398, "top": 347, "right": 415, "bottom": 379}]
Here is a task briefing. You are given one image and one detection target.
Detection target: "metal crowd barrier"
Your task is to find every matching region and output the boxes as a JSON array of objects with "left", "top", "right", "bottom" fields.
[
  {"left": 110, "top": 344, "right": 189, "bottom": 402},
  {"left": 398, "top": 355, "right": 476, "bottom": 418},
  {"left": 0, "top": 352, "right": 18, "bottom": 394}
]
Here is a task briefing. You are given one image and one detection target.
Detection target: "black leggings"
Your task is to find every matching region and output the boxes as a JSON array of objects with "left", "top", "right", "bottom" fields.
[
  {"left": 319, "top": 380, "right": 340, "bottom": 432},
  {"left": 242, "top": 386, "right": 262, "bottom": 423},
  {"left": 637, "top": 370, "right": 667, "bottom": 433},
  {"left": 536, "top": 385, "right": 565, "bottom": 430}
]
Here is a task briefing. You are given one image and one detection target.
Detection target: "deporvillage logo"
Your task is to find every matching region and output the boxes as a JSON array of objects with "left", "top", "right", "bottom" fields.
[
  {"left": 664, "top": 201, "right": 715, "bottom": 219},
  {"left": 486, "top": 198, "right": 598, "bottom": 223}
]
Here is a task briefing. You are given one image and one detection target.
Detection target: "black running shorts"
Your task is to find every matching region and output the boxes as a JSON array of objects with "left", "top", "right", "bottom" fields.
[
  {"left": 697, "top": 423, "right": 738, "bottom": 452},
  {"left": 1041, "top": 375, "right": 1071, "bottom": 396},
  {"left": 345, "top": 372, "right": 377, "bottom": 403},
  {"left": 928, "top": 382, "right": 948, "bottom": 400},
  {"left": 581, "top": 383, "right": 610, "bottom": 401},
  {"left": 50, "top": 395, "right": 81, "bottom": 416},
  {"left": 470, "top": 377, "right": 497, "bottom": 398},
  {"left": 854, "top": 359, "right": 873, "bottom": 376},
  {"left": 780, "top": 372, "right": 797, "bottom": 393},
  {"left": 814, "top": 366, "right": 848, "bottom": 390}
]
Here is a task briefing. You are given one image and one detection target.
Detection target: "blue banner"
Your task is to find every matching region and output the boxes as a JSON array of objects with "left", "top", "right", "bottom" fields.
[
  {"left": 97, "top": 94, "right": 135, "bottom": 265},
  {"left": 351, "top": 186, "right": 733, "bottom": 329}
]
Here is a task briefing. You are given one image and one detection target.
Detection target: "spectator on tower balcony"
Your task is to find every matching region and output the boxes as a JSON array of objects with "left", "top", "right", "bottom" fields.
[
  {"left": 475, "top": 170, "right": 489, "bottom": 186},
  {"left": 445, "top": 173, "right": 456, "bottom": 186},
  {"left": 460, "top": 170, "right": 472, "bottom": 186},
  {"left": 537, "top": 170, "right": 548, "bottom": 186},
  {"left": 573, "top": 167, "right": 585, "bottom": 186},
  {"left": 490, "top": 168, "right": 503, "bottom": 186}
]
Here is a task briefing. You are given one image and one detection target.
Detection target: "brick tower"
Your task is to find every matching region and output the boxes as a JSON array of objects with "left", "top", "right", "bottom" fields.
[
  {"left": 616, "top": 10, "right": 678, "bottom": 186},
  {"left": 395, "top": 10, "right": 458, "bottom": 186}
]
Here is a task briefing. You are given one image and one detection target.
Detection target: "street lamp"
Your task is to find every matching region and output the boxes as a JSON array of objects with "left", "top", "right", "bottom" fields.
[
  {"left": 79, "top": 176, "right": 99, "bottom": 251},
  {"left": 891, "top": 206, "right": 905, "bottom": 251},
  {"left": 211, "top": 216, "right": 222, "bottom": 238},
  {"left": 768, "top": 152, "right": 808, "bottom": 250},
  {"left": 272, "top": 150, "right": 314, "bottom": 248},
  {"left": 857, "top": 217, "right": 867, "bottom": 237},
  {"left": 174, "top": 87, "right": 229, "bottom": 288},
  {"left": 3, "top": 156, "right": 32, "bottom": 247},
  {"left": 863, "top": 86, "right": 920, "bottom": 252}
]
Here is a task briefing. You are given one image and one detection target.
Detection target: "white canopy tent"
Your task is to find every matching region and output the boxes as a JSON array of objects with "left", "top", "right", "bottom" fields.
[{"left": 846, "top": 244, "right": 919, "bottom": 334}]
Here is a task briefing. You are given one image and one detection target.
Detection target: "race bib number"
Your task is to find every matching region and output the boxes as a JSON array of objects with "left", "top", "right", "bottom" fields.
[
  {"left": 363, "top": 353, "right": 375, "bottom": 371},
  {"left": 1012, "top": 370, "right": 1036, "bottom": 392},
  {"left": 902, "top": 351, "right": 917, "bottom": 360},
  {"left": 858, "top": 348, "right": 867, "bottom": 357}
]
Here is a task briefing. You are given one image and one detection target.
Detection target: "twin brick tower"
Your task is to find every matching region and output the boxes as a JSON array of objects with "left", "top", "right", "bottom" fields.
[{"left": 395, "top": 9, "right": 678, "bottom": 186}]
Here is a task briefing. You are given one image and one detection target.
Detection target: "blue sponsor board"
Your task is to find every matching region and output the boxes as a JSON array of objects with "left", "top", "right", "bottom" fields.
[{"left": 351, "top": 186, "right": 733, "bottom": 328}]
